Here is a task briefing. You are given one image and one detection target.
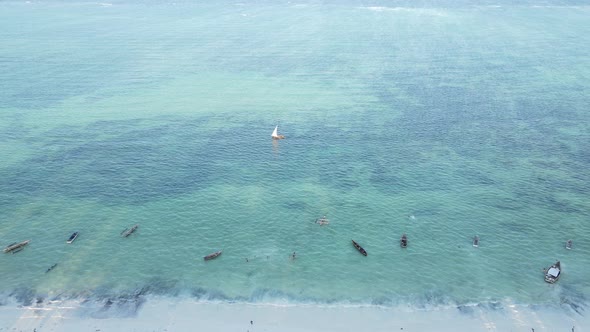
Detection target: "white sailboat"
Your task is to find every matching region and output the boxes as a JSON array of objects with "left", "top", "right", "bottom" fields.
[{"left": 271, "top": 125, "right": 285, "bottom": 140}]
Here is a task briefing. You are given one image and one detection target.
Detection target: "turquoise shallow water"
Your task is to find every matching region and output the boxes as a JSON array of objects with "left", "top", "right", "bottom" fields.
[{"left": 0, "top": 0, "right": 589, "bottom": 316}]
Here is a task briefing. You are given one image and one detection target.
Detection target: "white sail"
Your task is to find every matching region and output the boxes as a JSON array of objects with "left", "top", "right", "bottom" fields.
[{"left": 271, "top": 125, "right": 279, "bottom": 138}]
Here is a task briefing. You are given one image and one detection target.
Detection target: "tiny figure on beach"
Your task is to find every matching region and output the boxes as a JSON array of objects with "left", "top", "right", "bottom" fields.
[
  {"left": 291, "top": 252, "right": 296, "bottom": 260},
  {"left": 245, "top": 258, "right": 249, "bottom": 263},
  {"left": 251, "top": 320, "right": 253, "bottom": 325}
]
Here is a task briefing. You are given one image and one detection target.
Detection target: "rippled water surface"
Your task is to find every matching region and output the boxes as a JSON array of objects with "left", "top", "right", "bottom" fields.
[{"left": 0, "top": 0, "right": 589, "bottom": 313}]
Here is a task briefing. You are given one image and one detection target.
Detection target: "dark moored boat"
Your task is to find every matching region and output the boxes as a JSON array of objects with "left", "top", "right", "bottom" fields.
[
  {"left": 204, "top": 250, "right": 222, "bottom": 261},
  {"left": 67, "top": 232, "right": 79, "bottom": 244},
  {"left": 45, "top": 263, "right": 58, "bottom": 273},
  {"left": 565, "top": 240, "right": 573, "bottom": 250},
  {"left": 351, "top": 240, "right": 367, "bottom": 256},
  {"left": 121, "top": 224, "right": 139, "bottom": 237},
  {"left": 472, "top": 235, "right": 479, "bottom": 248},
  {"left": 400, "top": 234, "right": 408, "bottom": 248},
  {"left": 544, "top": 261, "right": 561, "bottom": 284},
  {"left": 3, "top": 240, "right": 30, "bottom": 253}
]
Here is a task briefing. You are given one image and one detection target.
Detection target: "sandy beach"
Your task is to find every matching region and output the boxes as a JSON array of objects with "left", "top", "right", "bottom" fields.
[{"left": 0, "top": 296, "right": 585, "bottom": 332}]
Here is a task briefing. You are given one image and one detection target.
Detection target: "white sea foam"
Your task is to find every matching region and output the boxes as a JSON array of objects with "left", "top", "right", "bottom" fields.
[{"left": 361, "top": 6, "right": 447, "bottom": 16}]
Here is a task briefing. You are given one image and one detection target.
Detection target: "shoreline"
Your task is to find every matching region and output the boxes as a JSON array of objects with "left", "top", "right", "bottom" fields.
[{"left": 0, "top": 296, "right": 585, "bottom": 332}]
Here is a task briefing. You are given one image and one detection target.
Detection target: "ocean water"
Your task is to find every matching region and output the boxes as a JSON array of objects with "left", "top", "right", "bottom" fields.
[{"left": 1, "top": 0, "right": 589, "bottom": 319}]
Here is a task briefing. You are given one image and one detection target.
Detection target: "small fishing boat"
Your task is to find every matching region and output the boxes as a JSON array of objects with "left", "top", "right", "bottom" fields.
[
  {"left": 400, "top": 234, "right": 408, "bottom": 248},
  {"left": 472, "top": 235, "right": 479, "bottom": 248},
  {"left": 316, "top": 216, "right": 329, "bottom": 225},
  {"left": 204, "top": 250, "right": 222, "bottom": 261},
  {"left": 121, "top": 224, "right": 139, "bottom": 237},
  {"left": 351, "top": 240, "right": 367, "bottom": 256},
  {"left": 67, "top": 231, "right": 79, "bottom": 244},
  {"left": 3, "top": 240, "right": 30, "bottom": 253},
  {"left": 45, "top": 263, "right": 58, "bottom": 273},
  {"left": 565, "top": 240, "right": 573, "bottom": 250},
  {"left": 271, "top": 125, "right": 285, "bottom": 140},
  {"left": 544, "top": 261, "right": 561, "bottom": 284}
]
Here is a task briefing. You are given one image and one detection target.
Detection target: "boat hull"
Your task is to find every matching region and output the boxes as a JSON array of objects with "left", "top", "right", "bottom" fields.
[
  {"left": 204, "top": 251, "right": 222, "bottom": 261},
  {"left": 67, "top": 232, "right": 79, "bottom": 244},
  {"left": 316, "top": 216, "right": 329, "bottom": 225},
  {"left": 544, "top": 261, "right": 561, "bottom": 283},
  {"left": 3, "top": 240, "right": 30, "bottom": 253},
  {"left": 121, "top": 225, "right": 139, "bottom": 237},
  {"left": 352, "top": 240, "right": 367, "bottom": 256},
  {"left": 46, "top": 263, "right": 58, "bottom": 273},
  {"left": 400, "top": 234, "right": 408, "bottom": 248},
  {"left": 473, "top": 236, "right": 479, "bottom": 247}
]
